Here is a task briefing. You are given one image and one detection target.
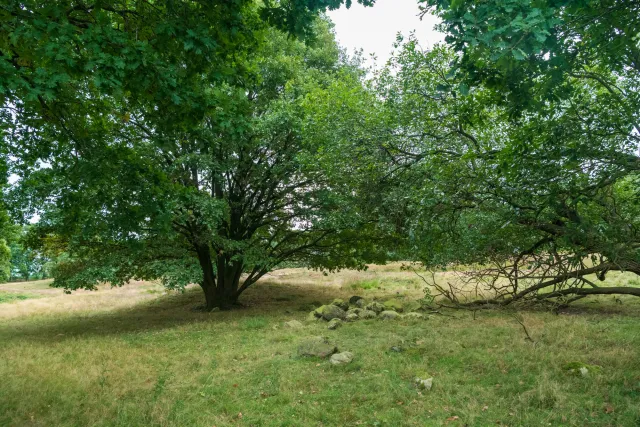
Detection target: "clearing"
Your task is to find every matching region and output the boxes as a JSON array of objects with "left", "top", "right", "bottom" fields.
[{"left": 1, "top": 265, "right": 639, "bottom": 426}]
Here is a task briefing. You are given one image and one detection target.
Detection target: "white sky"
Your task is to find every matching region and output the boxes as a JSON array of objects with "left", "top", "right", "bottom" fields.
[{"left": 327, "top": 0, "right": 444, "bottom": 67}]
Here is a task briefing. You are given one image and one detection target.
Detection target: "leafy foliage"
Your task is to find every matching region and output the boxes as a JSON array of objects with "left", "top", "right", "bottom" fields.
[{"left": 4, "top": 15, "right": 381, "bottom": 308}]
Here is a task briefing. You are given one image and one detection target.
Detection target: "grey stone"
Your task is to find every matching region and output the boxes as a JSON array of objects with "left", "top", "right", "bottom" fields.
[
  {"left": 345, "top": 313, "right": 359, "bottom": 322},
  {"left": 379, "top": 310, "right": 400, "bottom": 320},
  {"left": 365, "top": 301, "right": 385, "bottom": 314},
  {"left": 358, "top": 309, "right": 377, "bottom": 319},
  {"left": 415, "top": 377, "right": 433, "bottom": 391},
  {"left": 332, "top": 299, "right": 349, "bottom": 311},
  {"left": 327, "top": 318, "right": 343, "bottom": 330},
  {"left": 284, "top": 320, "right": 304, "bottom": 329},
  {"left": 297, "top": 336, "right": 338, "bottom": 358},
  {"left": 330, "top": 351, "right": 354, "bottom": 366},
  {"left": 314, "top": 304, "right": 347, "bottom": 321},
  {"left": 354, "top": 298, "right": 366, "bottom": 308},
  {"left": 349, "top": 295, "right": 364, "bottom": 305}
]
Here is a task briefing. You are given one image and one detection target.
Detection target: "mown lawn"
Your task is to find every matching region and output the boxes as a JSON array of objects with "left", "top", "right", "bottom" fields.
[{"left": 1, "top": 266, "right": 639, "bottom": 426}]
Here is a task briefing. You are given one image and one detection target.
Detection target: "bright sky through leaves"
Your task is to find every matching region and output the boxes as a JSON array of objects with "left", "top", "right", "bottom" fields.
[{"left": 327, "top": 0, "right": 444, "bottom": 67}]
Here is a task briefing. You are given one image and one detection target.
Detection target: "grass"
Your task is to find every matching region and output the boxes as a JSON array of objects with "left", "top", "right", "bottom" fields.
[
  {"left": 1, "top": 264, "right": 640, "bottom": 426},
  {"left": 0, "top": 292, "right": 37, "bottom": 303}
]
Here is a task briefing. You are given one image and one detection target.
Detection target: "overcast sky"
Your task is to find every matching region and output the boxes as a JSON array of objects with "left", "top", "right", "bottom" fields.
[{"left": 326, "top": 0, "right": 444, "bottom": 67}]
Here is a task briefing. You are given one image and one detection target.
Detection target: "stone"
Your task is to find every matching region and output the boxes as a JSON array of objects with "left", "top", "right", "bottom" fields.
[
  {"left": 297, "top": 336, "right": 338, "bottom": 358},
  {"left": 346, "top": 307, "right": 362, "bottom": 316},
  {"left": 365, "top": 301, "right": 385, "bottom": 314},
  {"left": 354, "top": 298, "right": 366, "bottom": 308},
  {"left": 332, "top": 299, "right": 349, "bottom": 311},
  {"left": 579, "top": 367, "right": 589, "bottom": 377},
  {"left": 346, "top": 313, "right": 359, "bottom": 322},
  {"left": 314, "top": 305, "right": 347, "bottom": 321},
  {"left": 383, "top": 298, "right": 404, "bottom": 312},
  {"left": 403, "top": 300, "right": 422, "bottom": 312},
  {"left": 415, "top": 377, "right": 433, "bottom": 391},
  {"left": 358, "top": 310, "right": 377, "bottom": 319},
  {"left": 306, "top": 311, "right": 320, "bottom": 322},
  {"left": 390, "top": 346, "right": 404, "bottom": 353},
  {"left": 379, "top": 310, "right": 400, "bottom": 320},
  {"left": 327, "top": 318, "right": 343, "bottom": 330},
  {"left": 403, "top": 312, "right": 425, "bottom": 320},
  {"left": 284, "top": 320, "right": 304, "bottom": 329},
  {"left": 349, "top": 295, "right": 364, "bottom": 305},
  {"left": 330, "top": 351, "right": 354, "bottom": 366}
]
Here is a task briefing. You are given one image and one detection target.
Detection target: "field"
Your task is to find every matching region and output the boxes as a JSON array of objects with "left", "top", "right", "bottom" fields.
[{"left": 1, "top": 265, "right": 640, "bottom": 426}]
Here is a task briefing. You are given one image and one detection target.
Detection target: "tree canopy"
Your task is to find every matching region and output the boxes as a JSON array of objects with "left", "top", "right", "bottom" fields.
[
  {"left": 3, "top": 11, "right": 382, "bottom": 308},
  {"left": 3, "top": 0, "right": 639, "bottom": 310}
]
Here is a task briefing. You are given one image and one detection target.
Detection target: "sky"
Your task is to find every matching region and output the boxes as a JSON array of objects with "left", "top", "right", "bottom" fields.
[{"left": 326, "top": 0, "right": 444, "bottom": 67}]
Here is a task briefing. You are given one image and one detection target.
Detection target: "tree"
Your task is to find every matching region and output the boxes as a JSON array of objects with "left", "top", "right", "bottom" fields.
[
  {"left": 403, "top": 1, "right": 640, "bottom": 306},
  {"left": 5, "top": 18, "right": 380, "bottom": 309},
  {"left": 375, "top": 37, "right": 640, "bottom": 306},
  {"left": 0, "top": 209, "right": 13, "bottom": 282},
  {"left": 421, "top": 0, "right": 640, "bottom": 117},
  {"left": 308, "top": 33, "right": 640, "bottom": 307},
  {"left": 7, "top": 226, "right": 49, "bottom": 281}
]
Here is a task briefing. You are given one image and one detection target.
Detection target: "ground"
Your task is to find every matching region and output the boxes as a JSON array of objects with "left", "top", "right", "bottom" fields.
[{"left": 1, "top": 265, "right": 639, "bottom": 426}]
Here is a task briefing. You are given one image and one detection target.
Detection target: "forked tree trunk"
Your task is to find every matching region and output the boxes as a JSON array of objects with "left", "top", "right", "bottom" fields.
[{"left": 197, "top": 246, "right": 245, "bottom": 310}]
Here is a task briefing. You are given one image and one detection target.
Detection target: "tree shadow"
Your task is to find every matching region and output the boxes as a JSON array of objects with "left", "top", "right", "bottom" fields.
[{"left": 0, "top": 280, "right": 343, "bottom": 344}]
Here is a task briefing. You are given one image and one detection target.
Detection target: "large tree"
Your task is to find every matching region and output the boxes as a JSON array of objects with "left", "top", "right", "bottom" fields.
[
  {"left": 2, "top": 1, "right": 379, "bottom": 308},
  {"left": 4, "top": 17, "right": 380, "bottom": 309}
]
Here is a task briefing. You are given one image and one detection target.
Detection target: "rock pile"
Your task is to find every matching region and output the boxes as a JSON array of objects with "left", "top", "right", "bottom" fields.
[{"left": 307, "top": 296, "right": 427, "bottom": 328}]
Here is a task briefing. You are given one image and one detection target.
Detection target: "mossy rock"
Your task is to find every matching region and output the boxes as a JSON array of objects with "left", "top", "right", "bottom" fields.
[
  {"left": 358, "top": 310, "right": 377, "bottom": 319},
  {"left": 327, "top": 318, "right": 343, "bottom": 330},
  {"left": 365, "top": 301, "right": 385, "bottom": 314},
  {"left": 345, "top": 313, "right": 359, "bottom": 322},
  {"left": 379, "top": 310, "right": 400, "bottom": 320},
  {"left": 314, "top": 304, "right": 347, "bottom": 321},
  {"left": 349, "top": 295, "right": 364, "bottom": 305},
  {"left": 306, "top": 311, "right": 321, "bottom": 322},
  {"left": 297, "top": 336, "right": 338, "bottom": 358},
  {"left": 332, "top": 299, "right": 349, "bottom": 311},
  {"left": 383, "top": 299, "right": 404, "bottom": 312}
]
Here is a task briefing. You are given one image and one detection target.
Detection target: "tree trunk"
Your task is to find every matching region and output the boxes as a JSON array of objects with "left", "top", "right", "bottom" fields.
[
  {"left": 195, "top": 244, "right": 247, "bottom": 310},
  {"left": 196, "top": 244, "right": 222, "bottom": 311},
  {"left": 216, "top": 255, "right": 243, "bottom": 309}
]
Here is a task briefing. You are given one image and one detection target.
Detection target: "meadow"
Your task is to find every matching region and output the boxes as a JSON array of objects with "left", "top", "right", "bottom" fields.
[{"left": 1, "top": 265, "right": 639, "bottom": 426}]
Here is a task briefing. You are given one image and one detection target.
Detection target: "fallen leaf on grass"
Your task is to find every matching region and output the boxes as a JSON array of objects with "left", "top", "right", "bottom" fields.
[
  {"left": 446, "top": 416, "right": 459, "bottom": 422},
  {"left": 482, "top": 405, "right": 489, "bottom": 411},
  {"left": 604, "top": 404, "right": 614, "bottom": 414}
]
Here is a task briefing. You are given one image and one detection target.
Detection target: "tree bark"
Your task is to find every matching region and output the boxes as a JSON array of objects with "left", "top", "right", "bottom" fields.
[
  {"left": 195, "top": 244, "right": 221, "bottom": 311},
  {"left": 216, "top": 255, "right": 243, "bottom": 309},
  {"left": 194, "top": 245, "right": 248, "bottom": 310}
]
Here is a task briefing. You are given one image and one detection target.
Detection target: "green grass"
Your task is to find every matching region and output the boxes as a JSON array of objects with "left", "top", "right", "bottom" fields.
[
  {"left": 0, "top": 291, "right": 38, "bottom": 303},
  {"left": 1, "top": 269, "right": 640, "bottom": 426}
]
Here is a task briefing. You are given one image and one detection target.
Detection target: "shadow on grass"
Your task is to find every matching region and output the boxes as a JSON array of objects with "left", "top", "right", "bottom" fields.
[{"left": 0, "top": 281, "right": 340, "bottom": 344}]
